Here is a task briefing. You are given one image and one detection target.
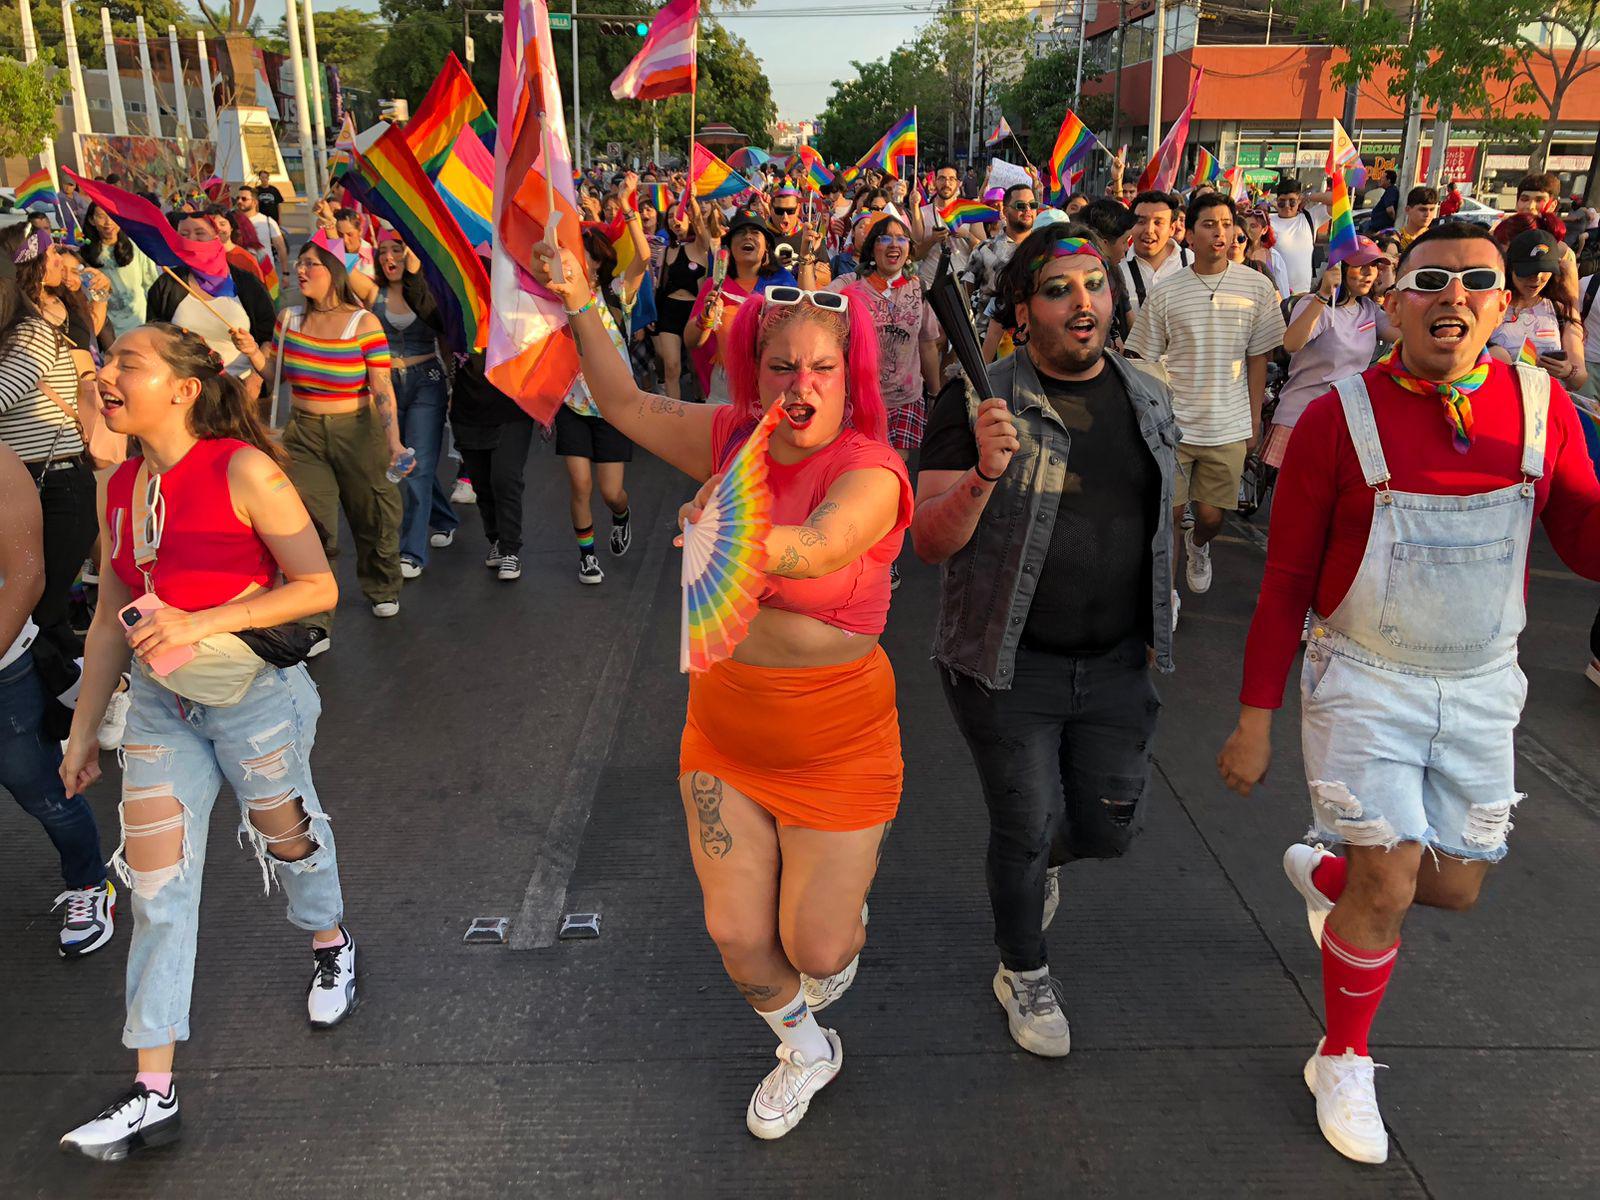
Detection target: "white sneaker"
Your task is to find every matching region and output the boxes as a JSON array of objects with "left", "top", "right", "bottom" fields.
[
  {"left": 451, "top": 477, "right": 477, "bottom": 505},
  {"left": 429, "top": 528, "right": 456, "bottom": 548},
  {"left": 746, "top": 1028, "right": 843, "bottom": 1140},
  {"left": 1283, "top": 843, "right": 1338, "bottom": 948},
  {"left": 1184, "top": 530, "right": 1212, "bottom": 593},
  {"left": 1042, "top": 864, "right": 1062, "bottom": 930},
  {"left": 60, "top": 1082, "right": 181, "bottom": 1161},
  {"left": 96, "top": 677, "right": 131, "bottom": 750},
  {"left": 54, "top": 880, "right": 116, "bottom": 958},
  {"left": 1304, "top": 1038, "right": 1389, "bottom": 1164},
  {"left": 305, "top": 633, "right": 332, "bottom": 659},
  {"left": 371, "top": 601, "right": 400, "bottom": 618},
  {"left": 81, "top": 557, "right": 99, "bottom": 585},
  {"left": 993, "top": 964, "right": 1071, "bottom": 1057},
  {"left": 578, "top": 553, "right": 604, "bottom": 585},
  {"left": 799, "top": 902, "right": 868, "bottom": 1012},
  {"left": 1587, "top": 658, "right": 1600, "bottom": 689},
  {"left": 400, "top": 556, "right": 423, "bottom": 580},
  {"left": 1171, "top": 589, "right": 1181, "bottom": 633},
  {"left": 308, "top": 925, "right": 357, "bottom": 1028}
]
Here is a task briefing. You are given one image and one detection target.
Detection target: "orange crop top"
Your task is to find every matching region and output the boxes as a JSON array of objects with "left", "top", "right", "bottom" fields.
[{"left": 711, "top": 406, "right": 913, "bottom": 636}]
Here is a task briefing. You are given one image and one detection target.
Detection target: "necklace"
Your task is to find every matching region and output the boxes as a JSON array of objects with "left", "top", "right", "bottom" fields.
[{"left": 1194, "top": 263, "right": 1228, "bottom": 302}]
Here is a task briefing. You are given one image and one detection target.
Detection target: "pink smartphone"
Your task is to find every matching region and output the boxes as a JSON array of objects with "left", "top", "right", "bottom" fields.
[{"left": 117, "top": 593, "right": 196, "bottom": 677}]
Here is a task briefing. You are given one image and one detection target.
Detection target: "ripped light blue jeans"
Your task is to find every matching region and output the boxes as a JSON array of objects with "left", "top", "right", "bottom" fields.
[{"left": 115, "top": 663, "right": 343, "bottom": 1049}]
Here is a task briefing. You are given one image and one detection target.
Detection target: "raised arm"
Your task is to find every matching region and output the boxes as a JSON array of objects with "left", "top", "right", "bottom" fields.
[{"left": 532, "top": 242, "right": 719, "bottom": 480}]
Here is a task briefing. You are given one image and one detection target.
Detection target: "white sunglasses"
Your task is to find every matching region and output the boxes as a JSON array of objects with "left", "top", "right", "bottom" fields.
[
  {"left": 1393, "top": 266, "right": 1506, "bottom": 293},
  {"left": 764, "top": 286, "right": 848, "bottom": 312}
]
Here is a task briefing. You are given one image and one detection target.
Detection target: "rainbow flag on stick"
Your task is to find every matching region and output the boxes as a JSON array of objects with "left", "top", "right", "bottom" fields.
[
  {"left": 985, "top": 116, "right": 1013, "bottom": 148},
  {"left": 610, "top": 0, "right": 698, "bottom": 100},
  {"left": 347, "top": 123, "right": 490, "bottom": 356},
  {"left": 859, "top": 109, "right": 917, "bottom": 178},
  {"left": 1049, "top": 109, "right": 1097, "bottom": 203},
  {"left": 1192, "top": 147, "right": 1225, "bottom": 189},
  {"left": 406, "top": 53, "right": 497, "bottom": 175},
  {"left": 640, "top": 182, "right": 673, "bottom": 212},
  {"left": 691, "top": 142, "right": 747, "bottom": 201},
  {"left": 1325, "top": 168, "right": 1360, "bottom": 267},
  {"left": 17, "top": 167, "right": 56, "bottom": 211},
  {"left": 434, "top": 124, "right": 496, "bottom": 255},
  {"left": 939, "top": 198, "right": 997, "bottom": 229},
  {"left": 792, "top": 145, "right": 833, "bottom": 191},
  {"left": 1518, "top": 338, "right": 1540, "bottom": 367}
]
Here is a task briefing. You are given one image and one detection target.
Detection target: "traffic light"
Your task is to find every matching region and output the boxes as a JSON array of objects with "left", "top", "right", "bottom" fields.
[{"left": 598, "top": 20, "right": 648, "bottom": 35}]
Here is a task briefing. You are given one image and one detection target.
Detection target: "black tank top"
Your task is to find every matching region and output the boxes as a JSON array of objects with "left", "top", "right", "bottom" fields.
[{"left": 662, "top": 242, "right": 707, "bottom": 297}]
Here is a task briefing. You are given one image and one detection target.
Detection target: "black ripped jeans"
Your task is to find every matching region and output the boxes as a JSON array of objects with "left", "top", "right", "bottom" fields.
[{"left": 941, "top": 637, "right": 1161, "bottom": 972}]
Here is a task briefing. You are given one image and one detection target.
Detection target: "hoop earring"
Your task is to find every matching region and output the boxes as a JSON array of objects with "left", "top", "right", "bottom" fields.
[{"left": 1014, "top": 324, "right": 1030, "bottom": 347}]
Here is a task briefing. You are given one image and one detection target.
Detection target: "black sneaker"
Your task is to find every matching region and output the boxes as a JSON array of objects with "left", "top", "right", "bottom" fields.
[
  {"left": 889, "top": 562, "right": 901, "bottom": 591},
  {"left": 55, "top": 881, "right": 116, "bottom": 959},
  {"left": 610, "top": 518, "right": 632, "bottom": 556},
  {"left": 60, "top": 1083, "right": 181, "bottom": 1161},
  {"left": 485, "top": 541, "right": 505, "bottom": 570},
  {"left": 578, "top": 553, "right": 605, "bottom": 585},
  {"left": 497, "top": 554, "right": 522, "bottom": 581}
]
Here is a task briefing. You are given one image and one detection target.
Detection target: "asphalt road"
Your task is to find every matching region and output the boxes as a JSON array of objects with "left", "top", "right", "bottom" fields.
[{"left": 2, "top": 448, "right": 1597, "bottom": 1198}]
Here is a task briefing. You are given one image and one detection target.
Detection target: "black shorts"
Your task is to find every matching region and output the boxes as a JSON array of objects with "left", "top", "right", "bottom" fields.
[
  {"left": 554, "top": 406, "right": 634, "bottom": 463},
  {"left": 656, "top": 294, "right": 695, "bottom": 337}
]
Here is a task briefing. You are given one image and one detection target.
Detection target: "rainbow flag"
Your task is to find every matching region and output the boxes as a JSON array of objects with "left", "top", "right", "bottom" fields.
[
  {"left": 1572, "top": 394, "right": 1600, "bottom": 480},
  {"left": 1137, "top": 70, "right": 1204, "bottom": 194},
  {"left": 435, "top": 124, "right": 495, "bottom": 255},
  {"left": 691, "top": 142, "right": 746, "bottom": 201},
  {"left": 64, "top": 169, "right": 234, "bottom": 297},
  {"left": 1050, "top": 109, "right": 1097, "bottom": 203},
  {"left": 1192, "top": 147, "right": 1225, "bottom": 190},
  {"left": 406, "top": 53, "right": 498, "bottom": 176},
  {"left": 611, "top": 0, "right": 698, "bottom": 100},
  {"left": 985, "top": 116, "right": 1013, "bottom": 148},
  {"left": 1518, "top": 338, "right": 1540, "bottom": 367},
  {"left": 938, "top": 197, "right": 997, "bottom": 229},
  {"left": 640, "top": 182, "right": 673, "bottom": 212},
  {"left": 347, "top": 123, "right": 490, "bottom": 355},
  {"left": 1326, "top": 168, "right": 1359, "bottom": 267},
  {"left": 792, "top": 145, "right": 833, "bottom": 191},
  {"left": 859, "top": 109, "right": 917, "bottom": 177},
  {"left": 16, "top": 167, "right": 55, "bottom": 211}
]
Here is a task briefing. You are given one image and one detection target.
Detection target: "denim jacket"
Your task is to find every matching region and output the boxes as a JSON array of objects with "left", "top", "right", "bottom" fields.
[{"left": 932, "top": 349, "right": 1180, "bottom": 689}]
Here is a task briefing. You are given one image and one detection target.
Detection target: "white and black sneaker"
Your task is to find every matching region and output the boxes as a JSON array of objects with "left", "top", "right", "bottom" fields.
[
  {"left": 497, "top": 554, "right": 522, "bottom": 582},
  {"left": 60, "top": 1082, "right": 180, "bottom": 1161},
  {"left": 429, "top": 528, "right": 456, "bottom": 549},
  {"left": 55, "top": 881, "right": 116, "bottom": 959},
  {"left": 485, "top": 541, "right": 505, "bottom": 570},
  {"left": 610, "top": 518, "right": 632, "bottom": 556},
  {"left": 889, "top": 562, "right": 901, "bottom": 591},
  {"left": 307, "top": 925, "right": 357, "bottom": 1028},
  {"left": 578, "top": 553, "right": 605, "bottom": 585}
]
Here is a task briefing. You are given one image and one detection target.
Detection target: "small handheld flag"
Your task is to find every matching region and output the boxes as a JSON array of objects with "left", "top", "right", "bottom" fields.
[
  {"left": 939, "top": 198, "right": 998, "bottom": 229},
  {"left": 16, "top": 168, "right": 55, "bottom": 211},
  {"left": 1049, "top": 109, "right": 1097, "bottom": 203},
  {"left": 985, "top": 116, "right": 1013, "bottom": 148}
]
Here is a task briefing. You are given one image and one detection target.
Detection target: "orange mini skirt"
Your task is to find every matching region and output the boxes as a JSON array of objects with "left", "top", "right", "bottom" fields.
[{"left": 680, "top": 645, "right": 903, "bottom": 832}]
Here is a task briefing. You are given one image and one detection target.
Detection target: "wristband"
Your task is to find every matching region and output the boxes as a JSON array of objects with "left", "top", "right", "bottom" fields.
[
  {"left": 564, "top": 296, "right": 598, "bottom": 319},
  {"left": 974, "top": 462, "right": 1004, "bottom": 483}
]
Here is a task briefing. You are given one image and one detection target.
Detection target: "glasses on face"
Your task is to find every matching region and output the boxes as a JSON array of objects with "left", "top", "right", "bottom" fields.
[
  {"left": 868, "top": 203, "right": 886, "bottom": 212},
  {"left": 1011, "top": 201, "right": 1040, "bottom": 211},
  {"left": 1394, "top": 266, "right": 1505, "bottom": 293},
  {"left": 764, "top": 286, "right": 848, "bottom": 312},
  {"left": 1236, "top": 234, "right": 1249, "bottom": 244},
  {"left": 878, "top": 235, "right": 911, "bottom": 247},
  {"left": 774, "top": 207, "right": 798, "bottom": 216},
  {"left": 298, "top": 259, "right": 327, "bottom": 274}
]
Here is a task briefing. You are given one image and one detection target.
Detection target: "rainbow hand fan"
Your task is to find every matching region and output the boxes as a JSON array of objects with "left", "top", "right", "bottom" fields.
[{"left": 680, "top": 404, "right": 784, "bottom": 673}]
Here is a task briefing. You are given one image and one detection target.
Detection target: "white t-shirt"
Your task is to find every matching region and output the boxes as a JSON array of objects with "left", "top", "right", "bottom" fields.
[
  {"left": 1579, "top": 275, "right": 1600, "bottom": 363},
  {"left": 1123, "top": 262, "right": 1287, "bottom": 445},
  {"left": 1269, "top": 205, "right": 1328, "bottom": 297},
  {"left": 1489, "top": 298, "right": 1563, "bottom": 358},
  {"left": 173, "top": 291, "right": 255, "bottom": 378},
  {"left": 248, "top": 213, "right": 284, "bottom": 271},
  {"left": 1120, "top": 243, "right": 1192, "bottom": 316}
]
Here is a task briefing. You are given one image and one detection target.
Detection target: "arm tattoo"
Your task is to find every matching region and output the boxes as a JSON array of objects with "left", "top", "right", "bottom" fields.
[
  {"left": 969, "top": 484, "right": 985, "bottom": 498},
  {"left": 690, "top": 772, "right": 733, "bottom": 859},
  {"left": 805, "top": 500, "right": 840, "bottom": 528},
  {"left": 733, "top": 979, "right": 783, "bottom": 1003},
  {"left": 796, "top": 527, "right": 826, "bottom": 547},
  {"left": 649, "top": 395, "right": 684, "bottom": 416},
  {"left": 875, "top": 819, "right": 894, "bottom": 869},
  {"left": 773, "top": 545, "right": 808, "bottom": 575}
]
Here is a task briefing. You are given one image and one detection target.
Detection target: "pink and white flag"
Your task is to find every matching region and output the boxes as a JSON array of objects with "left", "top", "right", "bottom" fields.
[{"left": 610, "top": 0, "right": 698, "bottom": 101}]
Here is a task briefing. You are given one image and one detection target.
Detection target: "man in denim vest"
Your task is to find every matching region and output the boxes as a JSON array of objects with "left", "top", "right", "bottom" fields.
[{"left": 912, "top": 224, "right": 1179, "bottom": 1058}]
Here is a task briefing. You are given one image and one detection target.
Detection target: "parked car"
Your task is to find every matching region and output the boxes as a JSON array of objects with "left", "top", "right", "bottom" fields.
[{"left": 1355, "top": 195, "right": 1506, "bottom": 231}]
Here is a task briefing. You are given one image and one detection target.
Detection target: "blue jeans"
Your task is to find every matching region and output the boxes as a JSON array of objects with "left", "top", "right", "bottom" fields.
[
  {"left": 395, "top": 363, "right": 458, "bottom": 565},
  {"left": 116, "top": 664, "right": 343, "bottom": 1049},
  {"left": 0, "top": 651, "right": 106, "bottom": 889}
]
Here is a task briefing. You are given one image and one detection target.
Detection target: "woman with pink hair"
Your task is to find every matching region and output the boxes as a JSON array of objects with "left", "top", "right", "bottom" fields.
[{"left": 533, "top": 241, "right": 913, "bottom": 1142}]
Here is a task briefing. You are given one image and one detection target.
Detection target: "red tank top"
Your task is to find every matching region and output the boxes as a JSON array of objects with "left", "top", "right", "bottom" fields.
[
  {"left": 106, "top": 439, "right": 278, "bottom": 610},
  {"left": 711, "top": 406, "right": 913, "bottom": 636}
]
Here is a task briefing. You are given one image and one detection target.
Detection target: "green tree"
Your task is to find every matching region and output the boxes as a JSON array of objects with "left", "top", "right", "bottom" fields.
[
  {"left": 815, "top": 45, "right": 935, "bottom": 165},
  {"left": 997, "top": 44, "right": 1112, "bottom": 168},
  {"left": 373, "top": 0, "right": 498, "bottom": 109},
  {"left": 0, "top": 0, "right": 199, "bottom": 70},
  {"left": 0, "top": 56, "right": 69, "bottom": 160},
  {"left": 1513, "top": 2, "right": 1600, "bottom": 169},
  {"left": 268, "top": 6, "right": 383, "bottom": 93}
]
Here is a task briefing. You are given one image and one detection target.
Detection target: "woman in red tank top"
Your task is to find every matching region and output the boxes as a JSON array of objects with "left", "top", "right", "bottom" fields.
[
  {"left": 56, "top": 324, "right": 358, "bottom": 1162},
  {"left": 535, "top": 241, "right": 913, "bottom": 1140}
]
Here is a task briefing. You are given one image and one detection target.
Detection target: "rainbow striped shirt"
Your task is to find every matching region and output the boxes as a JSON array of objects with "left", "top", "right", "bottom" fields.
[{"left": 278, "top": 310, "right": 393, "bottom": 403}]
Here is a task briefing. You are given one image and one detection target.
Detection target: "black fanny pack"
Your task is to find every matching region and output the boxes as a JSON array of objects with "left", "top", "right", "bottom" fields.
[{"left": 235, "top": 622, "right": 322, "bottom": 669}]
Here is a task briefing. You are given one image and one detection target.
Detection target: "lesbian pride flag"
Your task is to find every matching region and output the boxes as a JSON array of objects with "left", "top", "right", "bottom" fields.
[
  {"left": 1137, "top": 70, "right": 1204, "bottom": 194},
  {"left": 611, "top": 0, "right": 698, "bottom": 101}
]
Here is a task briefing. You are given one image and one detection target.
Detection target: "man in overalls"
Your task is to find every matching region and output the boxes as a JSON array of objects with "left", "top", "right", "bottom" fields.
[{"left": 1218, "top": 223, "right": 1600, "bottom": 1164}]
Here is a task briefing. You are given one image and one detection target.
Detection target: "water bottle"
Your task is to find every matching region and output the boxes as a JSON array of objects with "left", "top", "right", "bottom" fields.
[{"left": 386, "top": 448, "right": 416, "bottom": 484}]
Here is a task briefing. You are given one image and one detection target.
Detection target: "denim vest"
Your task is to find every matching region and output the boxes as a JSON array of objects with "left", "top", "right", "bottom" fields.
[
  {"left": 374, "top": 294, "right": 440, "bottom": 361},
  {"left": 933, "top": 349, "right": 1180, "bottom": 688}
]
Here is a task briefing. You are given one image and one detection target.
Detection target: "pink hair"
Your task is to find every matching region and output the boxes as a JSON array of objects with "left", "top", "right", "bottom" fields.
[{"left": 723, "top": 289, "right": 888, "bottom": 444}]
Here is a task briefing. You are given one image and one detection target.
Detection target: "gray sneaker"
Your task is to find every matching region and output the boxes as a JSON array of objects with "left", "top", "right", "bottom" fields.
[
  {"left": 993, "top": 964, "right": 1071, "bottom": 1057},
  {"left": 1041, "top": 865, "right": 1062, "bottom": 930}
]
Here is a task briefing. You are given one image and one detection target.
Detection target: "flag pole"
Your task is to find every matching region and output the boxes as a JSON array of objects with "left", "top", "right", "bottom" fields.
[
  {"left": 1007, "top": 131, "right": 1038, "bottom": 175},
  {"left": 687, "top": 10, "right": 698, "bottom": 192},
  {"left": 541, "top": 119, "right": 566, "bottom": 285}
]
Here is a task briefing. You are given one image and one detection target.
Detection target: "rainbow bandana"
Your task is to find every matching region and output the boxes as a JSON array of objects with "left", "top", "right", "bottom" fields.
[
  {"left": 1028, "top": 235, "right": 1104, "bottom": 274},
  {"left": 1379, "top": 343, "right": 1491, "bottom": 454}
]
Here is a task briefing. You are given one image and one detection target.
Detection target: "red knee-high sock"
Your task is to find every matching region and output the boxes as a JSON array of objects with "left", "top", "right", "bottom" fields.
[
  {"left": 1312, "top": 855, "right": 1349, "bottom": 903},
  {"left": 1321, "top": 927, "right": 1398, "bottom": 1057}
]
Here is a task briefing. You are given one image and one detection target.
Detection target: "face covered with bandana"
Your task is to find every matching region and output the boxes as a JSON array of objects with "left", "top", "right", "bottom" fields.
[{"left": 1011, "top": 233, "right": 1113, "bottom": 379}]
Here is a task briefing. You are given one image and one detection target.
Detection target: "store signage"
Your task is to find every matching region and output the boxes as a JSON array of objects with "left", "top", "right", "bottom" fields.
[
  {"left": 1419, "top": 145, "right": 1479, "bottom": 180},
  {"left": 1484, "top": 154, "right": 1531, "bottom": 171},
  {"left": 1547, "top": 154, "right": 1593, "bottom": 171}
]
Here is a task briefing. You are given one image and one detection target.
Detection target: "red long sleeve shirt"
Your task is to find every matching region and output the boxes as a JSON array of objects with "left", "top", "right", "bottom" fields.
[{"left": 1240, "top": 362, "right": 1600, "bottom": 709}]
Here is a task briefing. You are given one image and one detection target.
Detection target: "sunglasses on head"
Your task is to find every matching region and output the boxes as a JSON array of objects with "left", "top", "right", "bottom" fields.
[
  {"left": 764, "top": 286, "right": 849, "bottom": 312},
  {"left": 1394, "top": 266, "right": 1505, "bottom": 293}
]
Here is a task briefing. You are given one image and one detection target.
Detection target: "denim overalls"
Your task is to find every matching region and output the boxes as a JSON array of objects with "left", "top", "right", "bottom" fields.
[{"left": 1299, "top": 365, "right": 1550, "bottom": 863}]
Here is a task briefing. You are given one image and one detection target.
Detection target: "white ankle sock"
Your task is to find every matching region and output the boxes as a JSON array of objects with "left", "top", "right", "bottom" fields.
[{"left": 757, "top": 988, "right": 833, "bottom": 1062}]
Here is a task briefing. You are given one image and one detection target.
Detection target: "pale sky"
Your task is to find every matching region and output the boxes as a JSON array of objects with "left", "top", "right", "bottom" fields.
[{"left": 249, "top": 0, "right": 923, "bottom": 122}]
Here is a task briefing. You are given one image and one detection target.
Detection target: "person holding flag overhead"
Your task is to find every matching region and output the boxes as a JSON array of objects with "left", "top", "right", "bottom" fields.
[{"left": 1218, "top": 219, "right": 1600, "bottom": 1167}]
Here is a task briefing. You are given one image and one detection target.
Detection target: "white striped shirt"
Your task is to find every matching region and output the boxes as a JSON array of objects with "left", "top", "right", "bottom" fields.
[
  {"left": 1124, "top": 263, "right": 1285, "bottom": 446},
  {"left": 0, "top": 318, "right": 84, "bottom": 464}
]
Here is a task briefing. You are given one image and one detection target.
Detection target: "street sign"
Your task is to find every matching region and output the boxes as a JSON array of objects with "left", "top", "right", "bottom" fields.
[{"left": 548, "top": 11, "right": 571, "bottom": 30}]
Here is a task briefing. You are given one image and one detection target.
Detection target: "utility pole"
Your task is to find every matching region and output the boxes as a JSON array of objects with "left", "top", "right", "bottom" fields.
[
  {"left": 1340, "top": 0, "right": 1369, "bottom": 135},
  {"left": 966, "top": 5, "right": 982, "bottom": 163},
  {"left": 1148, "top": 0, "right": 1166, "bottom": 168},
  {"left": 283, "top": 0, "right": 319, "bottom": 202},
  {"left": 1073, "top": 0, "right": 1087, "bottom": 104},
  {"left": 1110, "top": 0, "right": 1127, "bottom": 159},
  {"left": 305, "top": 0, "right": 328, "bottom": 193},
  {"left": 1397, "top": 0, "right": 1426, "bottom": 191},
  {"left": 571, "top": 0, "right": 582, "bottom": 170}
]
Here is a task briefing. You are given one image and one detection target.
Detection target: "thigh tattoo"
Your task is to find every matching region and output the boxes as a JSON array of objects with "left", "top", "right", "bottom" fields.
[{"left": 690, "top": 772, "right": 734, "bottom": 859}]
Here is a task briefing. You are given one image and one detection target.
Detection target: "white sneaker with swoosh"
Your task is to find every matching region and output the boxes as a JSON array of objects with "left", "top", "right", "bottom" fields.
[
  {"left": 746, "top": 1028, "right": 842, "bottom": 1139},
  {"left": 60, "top": 1083, "right": 181, "bottom": 1161}
]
